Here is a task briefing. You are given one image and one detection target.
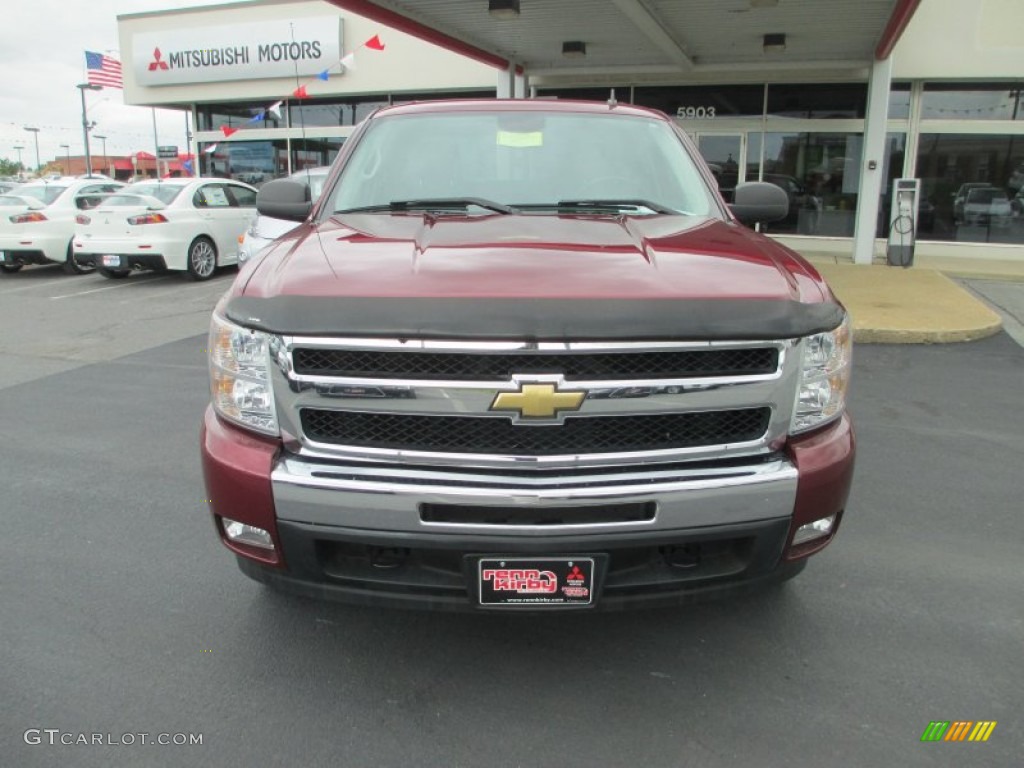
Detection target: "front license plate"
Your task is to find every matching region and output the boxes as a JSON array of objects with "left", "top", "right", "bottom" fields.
[
  {"left": 478, "top": 557, "right": 595, "bottom": 606},
  {"left": 102, "top": 255, "right": 121, "bottom": 267}
]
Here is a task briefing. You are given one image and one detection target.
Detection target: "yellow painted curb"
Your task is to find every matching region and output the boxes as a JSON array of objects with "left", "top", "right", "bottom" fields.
[{"left": 813, "top": 264, "right": 1003, "bottom": 344}]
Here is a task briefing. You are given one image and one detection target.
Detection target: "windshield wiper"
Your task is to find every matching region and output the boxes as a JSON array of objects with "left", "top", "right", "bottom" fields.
[
  {"left": 336, "top": 198, "right": 518, "bottom": 215},
  {"left": 517, "top": 199, "right": 679, "bottom": 215}
]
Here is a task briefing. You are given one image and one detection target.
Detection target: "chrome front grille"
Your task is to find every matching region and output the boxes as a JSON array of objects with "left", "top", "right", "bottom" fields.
[
  {"left": 291, "top": 346, "right": 779, "bottom": 380},
  {"left": 273, "top": 337, "right": 800, "bottom": 468},
  {"left": 300, "top": 407, "right": 772, "bottom": 455}
]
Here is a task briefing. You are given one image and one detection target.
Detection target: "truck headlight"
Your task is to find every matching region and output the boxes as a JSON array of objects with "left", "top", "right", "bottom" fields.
[
  {"left": 791, "top": 314, "right": 852, "bottom": 434},
  {"left": 209, "top": 312, "right": 279, "bottom": 436}
]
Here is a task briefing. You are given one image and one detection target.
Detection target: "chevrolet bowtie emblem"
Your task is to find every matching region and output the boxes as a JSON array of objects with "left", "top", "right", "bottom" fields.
[{"left": 490, "top": 383, "right": 586, "bottom": 420}]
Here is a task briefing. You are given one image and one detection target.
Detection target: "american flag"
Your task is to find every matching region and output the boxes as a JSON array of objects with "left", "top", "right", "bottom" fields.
[{"left": 85, "top": 51, "right": 123, "bottom": 89}]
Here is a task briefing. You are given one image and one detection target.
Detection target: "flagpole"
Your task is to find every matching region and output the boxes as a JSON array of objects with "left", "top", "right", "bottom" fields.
[
  {"left": 185, "top": 108, "right": 196, "bottom": 177},
  {"left": 152, "top": 108, "right": 160, "bottom": 178},
  {"left": 78, "top": 83, "right": 101, "bottom": 176}
]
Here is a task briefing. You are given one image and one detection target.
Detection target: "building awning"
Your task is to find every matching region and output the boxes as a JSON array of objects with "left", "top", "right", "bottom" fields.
[
  {"left": 113, "top": 160, "right": 134, "bottom": 171},
  {"left": 326, "top": 0, "right": 921, "bottom": 79}
]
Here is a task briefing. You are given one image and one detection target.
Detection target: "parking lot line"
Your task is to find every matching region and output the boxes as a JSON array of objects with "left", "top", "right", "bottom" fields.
[
  {"left": 116, "top": 276, "right": 233, "bottom": 304},
  {"left": 0, "top": 280, "right": 79, "bottom": 297},
  {"left": 49, "top": 277, "right": 171, "bottom": 300}
]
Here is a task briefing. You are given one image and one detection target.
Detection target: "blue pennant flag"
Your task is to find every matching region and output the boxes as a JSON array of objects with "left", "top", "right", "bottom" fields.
[
  {"left": 247, "top": 111, "right": 266, "bottom": 123},
  {"left": 317, "top": 70, "right": 330, "bottom": 81},
  {"left": 182, "top": 159, "right": 194, "bottom": 175}
]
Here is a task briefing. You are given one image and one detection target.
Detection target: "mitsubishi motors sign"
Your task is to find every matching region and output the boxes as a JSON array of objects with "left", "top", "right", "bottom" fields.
[{"left": 132, "top": 17, "right": 342, "bottom": 86}]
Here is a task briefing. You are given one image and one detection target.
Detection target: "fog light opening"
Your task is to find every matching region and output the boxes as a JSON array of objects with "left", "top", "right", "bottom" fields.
[
  {"left": 792, "top": 515, "right": 836, "bottom": 547},
  {"left": 222, "top": 517, "right": 275, "bottom": 550}
]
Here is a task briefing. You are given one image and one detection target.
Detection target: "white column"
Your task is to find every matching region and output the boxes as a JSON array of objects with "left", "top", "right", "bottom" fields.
[
  {"left": 852, "top": 56, "right": 893, "bottom": 265},
  {"left": 496, "top": 65, "right": 514, "bottom": 98},
  {"left": 515, "top": 70, "right": 528, "bottom": 99}
]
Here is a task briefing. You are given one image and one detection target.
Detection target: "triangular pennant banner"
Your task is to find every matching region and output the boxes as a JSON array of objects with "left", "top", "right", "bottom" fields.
[
  {"left": 182, "top": 159, "right": 194, "bottom": 174},
  {"left": 247, "top": 111, "right": 266, "bottom": 123},
  {"left": 267, "top": 101, "right": 282, "bottom": 119},
  {"left": 220, "top": 126, "right": 239, "bottom": 138},
  {"left": 203, "top": 144, "right": 218, "bottom": 154},
  {"left": 292, "top": 85, "right": 309, "bottom": 99},
  {"left": 364, "top": 35, "right": 385, "bottom": 51},
  {"left": 317, "top": 70, "right": 330, "bottom": 81},
  {"left": 340, "top": 52, "right": 356, "bottom": 70}
]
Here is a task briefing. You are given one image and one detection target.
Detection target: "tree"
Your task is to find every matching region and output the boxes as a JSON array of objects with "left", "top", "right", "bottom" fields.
[{"left": 0, "top": 158, "right": 23, "bottom": 177}]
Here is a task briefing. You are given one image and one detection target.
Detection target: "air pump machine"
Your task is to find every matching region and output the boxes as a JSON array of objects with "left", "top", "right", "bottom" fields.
[{"left": 886, "top": 178, "right": 920, "bottom": 268}]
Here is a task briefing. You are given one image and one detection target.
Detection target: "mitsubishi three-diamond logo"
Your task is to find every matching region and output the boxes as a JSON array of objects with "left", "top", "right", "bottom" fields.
[{"left": 149, "top": 48, "right": 169, "bottom": 71}]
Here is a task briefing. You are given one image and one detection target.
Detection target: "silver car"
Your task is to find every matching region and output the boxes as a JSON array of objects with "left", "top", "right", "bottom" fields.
[{"left": 237, "top": 167, "right": 330, "bottom": 265}]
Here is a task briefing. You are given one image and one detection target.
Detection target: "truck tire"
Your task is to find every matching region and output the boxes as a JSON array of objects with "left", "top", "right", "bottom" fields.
[
  {"left": 0, "top": 264, "right": 22, "bottom": 273},
  {"left": 187, "top": 237, "right": 217, "bottom": 281},
  {"left": 63, "top": 240, "right": 95, "bottom": 275}
]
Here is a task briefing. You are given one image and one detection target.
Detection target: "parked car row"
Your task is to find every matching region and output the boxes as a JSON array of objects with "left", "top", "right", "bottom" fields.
[
  {"left": 0, "top": 173, "right": 324, "bottom": 281},
  {"left": 75, "top": 178, "right": 258, "bottom": 280}
]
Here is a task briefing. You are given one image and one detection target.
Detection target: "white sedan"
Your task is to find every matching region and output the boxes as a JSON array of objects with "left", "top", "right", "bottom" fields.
[
  {"left": 73, "top": 177, "right": 258, "bottom": 281},
  {"left": 0, "top": 177, "right": 123, "bottom": 274}
]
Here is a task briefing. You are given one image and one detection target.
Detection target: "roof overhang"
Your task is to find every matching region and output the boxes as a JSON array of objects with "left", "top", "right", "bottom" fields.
[{"left": 326, "top": 0, "right": 921, "bottom": 80}]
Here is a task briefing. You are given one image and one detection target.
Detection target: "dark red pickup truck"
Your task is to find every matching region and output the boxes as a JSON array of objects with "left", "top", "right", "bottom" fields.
[{"left": 201, "top": 99, "right": 854, "bottom": 610}]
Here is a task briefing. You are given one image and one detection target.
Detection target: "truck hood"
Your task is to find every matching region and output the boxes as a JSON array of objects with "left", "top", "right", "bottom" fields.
[{"left": 230, "top": 213, "right": 841, "bottom": 340}]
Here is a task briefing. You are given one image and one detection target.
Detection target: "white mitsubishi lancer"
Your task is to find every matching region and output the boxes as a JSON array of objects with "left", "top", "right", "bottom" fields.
[
  {"left": 0, "top": 177, "right": 123, "bottom": 274},
  {"left": 73, "top": 177, "right": 257, "bottom": 281}
]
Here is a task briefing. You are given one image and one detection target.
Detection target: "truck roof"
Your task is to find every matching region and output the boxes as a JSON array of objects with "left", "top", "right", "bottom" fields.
[{"left": 372, "top": 98, "right": 672, "bottom": 122}]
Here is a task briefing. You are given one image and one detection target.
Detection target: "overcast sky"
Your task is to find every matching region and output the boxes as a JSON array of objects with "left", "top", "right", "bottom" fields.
[{"left": 0, "top": 0, "right": 256, "bottom": 169}]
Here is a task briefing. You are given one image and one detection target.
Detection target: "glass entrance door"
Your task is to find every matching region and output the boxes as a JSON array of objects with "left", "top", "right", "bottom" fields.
[{"left": 696, "top": 133, "right": 745, "bottom": 202}]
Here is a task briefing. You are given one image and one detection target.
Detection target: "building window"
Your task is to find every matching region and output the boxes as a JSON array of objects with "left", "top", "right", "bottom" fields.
[
  {"left": 289, "top": 97, "right": 390, "bottom": 127},
  {"left": 751, "top": 132, "right": 864, "bottom": 236},
  {"left": 291, "top": 137, "right": 345, "bottom": 171},
  {"left": 921, "top": 83, "right": 1024, "bottom": 121},
  {"left": 878, "top": 133, "right": 910, "bottom": 237},
  {"left": 534, "top": 87, "right": 621, "bottom": 103},
  {"left": 200, "top": 140, "right": 288, "bottom": 185},
  {"left": 888, "top": 83, "right": 912, "bottom": 120},
  {"left": 915, "top": 133, "right": 1024, "bottom": 244},
  {"left": 197, "top": 103, "right": 284, "bottom": 131},
  {"left": 390, "top": 89, "right": 497, "bottom": 104},
  {"left": 766, "top": 83, "right": 867, "bottom": 119}
]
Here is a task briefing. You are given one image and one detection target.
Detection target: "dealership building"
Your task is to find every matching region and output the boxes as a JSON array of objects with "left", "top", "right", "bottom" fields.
[{"left": 118, "top": 0, "right": 1024, "bottom": 263}]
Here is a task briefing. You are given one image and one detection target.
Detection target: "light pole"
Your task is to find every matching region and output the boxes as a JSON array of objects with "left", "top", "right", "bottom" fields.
[
  {"left": 13, "top": 145, "right": 24, "bottom": 173},
  {"left": 93, "top": 135, "right": 108, "bottom": 176},
  {"left": 60, "top": 144, "right": 71, "bottom": 176},
  {"left": 23, "top": 126, "right": 41, "bottom": 175},
  {"left": 77, "top": 83, "right": 102, "bottom": 177}
]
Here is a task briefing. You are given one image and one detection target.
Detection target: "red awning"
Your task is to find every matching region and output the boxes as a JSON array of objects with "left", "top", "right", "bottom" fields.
[
  {"left": 113, "top": 160, "right": 133, "bottom": 171},
  {"left": 135, "top": 151, "right": 156, "bottom": 160}
]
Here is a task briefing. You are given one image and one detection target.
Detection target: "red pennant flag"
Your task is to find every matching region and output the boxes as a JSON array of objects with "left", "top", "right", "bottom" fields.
[
  {"left": 220, "top": 126, "right": 239, "bottom": 138},
  {"left": 364, "top": 35, "right": 385, "bottom": 51},
  {"left": 292, "top": 84, "right": 309, "bottom": 99}
]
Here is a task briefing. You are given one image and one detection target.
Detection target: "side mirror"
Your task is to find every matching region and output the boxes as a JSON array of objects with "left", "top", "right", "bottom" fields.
[
  {"left": 256, "top": 179, "right": 312, "bottom": 222},
  {"left": 729, "top": 182, "right": 790, "bottom": 226}
]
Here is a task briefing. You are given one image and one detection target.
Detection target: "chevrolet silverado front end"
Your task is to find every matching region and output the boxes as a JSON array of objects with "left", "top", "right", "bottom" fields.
[{"left": 201, "top": 100, "right": 854, "bottom": 610}]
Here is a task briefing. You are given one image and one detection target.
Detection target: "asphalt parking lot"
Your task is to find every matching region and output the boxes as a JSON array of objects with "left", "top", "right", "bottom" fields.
[{"left": 1, "top": 266, "right": 1021, "bottom": 768}]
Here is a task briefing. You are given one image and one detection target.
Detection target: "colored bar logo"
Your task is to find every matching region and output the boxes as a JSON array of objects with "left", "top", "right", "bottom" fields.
[{"left": 921, "top": 721, "right": 997, "bottom": 742}]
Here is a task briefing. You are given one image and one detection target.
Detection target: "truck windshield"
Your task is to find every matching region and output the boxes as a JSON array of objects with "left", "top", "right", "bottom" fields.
[{"left": 330, "top": 111, "right": 715, "bottom": 217}]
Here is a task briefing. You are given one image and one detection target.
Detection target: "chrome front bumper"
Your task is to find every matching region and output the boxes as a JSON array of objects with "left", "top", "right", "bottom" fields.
[{"left": 271, "top": 452, "right": 799, "bottom": 537}]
